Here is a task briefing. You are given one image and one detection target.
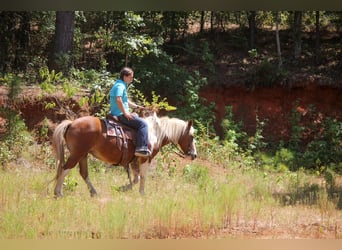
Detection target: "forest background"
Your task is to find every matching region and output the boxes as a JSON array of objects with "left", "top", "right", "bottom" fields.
[{"left": 1, "top": 10, "right": 341, "bottom": 170}]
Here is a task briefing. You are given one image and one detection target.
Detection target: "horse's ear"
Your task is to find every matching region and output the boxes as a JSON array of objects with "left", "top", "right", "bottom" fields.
[{"left": 187, "top": 120, "right": 193, "bottom": 128}]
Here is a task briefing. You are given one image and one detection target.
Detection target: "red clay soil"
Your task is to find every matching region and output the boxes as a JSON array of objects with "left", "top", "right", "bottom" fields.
[
  {"left": 1, "top": 83, "right": 342, "bottom": 144},
  {"left": 0, "top": 86, "right": 89, "bottom": 140},
  {"left": 200, "top": 82, "right": 342, "bottom": 143}
]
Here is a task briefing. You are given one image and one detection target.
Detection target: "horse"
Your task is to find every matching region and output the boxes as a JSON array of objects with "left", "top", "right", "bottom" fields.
[{"left": 51, "top": 112, "right": 197, "bottom": 197}]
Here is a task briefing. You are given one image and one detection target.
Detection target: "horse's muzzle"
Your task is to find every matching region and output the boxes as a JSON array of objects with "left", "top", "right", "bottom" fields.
[{"left": 189, "top": 152, "right": 197, "bottom": 160}]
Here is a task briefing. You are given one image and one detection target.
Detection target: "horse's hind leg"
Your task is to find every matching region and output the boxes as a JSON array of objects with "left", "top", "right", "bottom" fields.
[
  {"left": 54, "top": 168, "right": 71, "bottom": 197},
  {"left": 54, "top": 154, "right": 81, "bottom": 197},
  {"left": 79, "top": 155, "right": 97, "bottom": 197}
]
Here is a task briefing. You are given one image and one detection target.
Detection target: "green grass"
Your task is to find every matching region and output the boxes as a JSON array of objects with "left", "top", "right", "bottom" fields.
[{"left": 0, "top": 154, "right": 342, "bottom": 239}]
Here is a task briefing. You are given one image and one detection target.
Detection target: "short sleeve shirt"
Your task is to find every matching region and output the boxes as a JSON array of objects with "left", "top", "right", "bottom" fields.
[{"left": 109, "top": 79, "right": 129, "bottom": 116}]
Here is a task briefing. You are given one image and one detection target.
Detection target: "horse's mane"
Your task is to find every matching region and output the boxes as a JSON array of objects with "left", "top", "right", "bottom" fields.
[{"left": 145, "top": 114, "right": 190, "bottom": 147}]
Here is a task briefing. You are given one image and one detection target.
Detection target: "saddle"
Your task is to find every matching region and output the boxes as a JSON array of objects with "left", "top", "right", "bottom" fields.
[{"left": 104, "top": 114, "right": 137, "bottom": 165}]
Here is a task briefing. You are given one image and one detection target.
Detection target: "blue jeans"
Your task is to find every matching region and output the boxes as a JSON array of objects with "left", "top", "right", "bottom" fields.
[{"left": 118, "top": 114, "right": 149, "bottom": 151}]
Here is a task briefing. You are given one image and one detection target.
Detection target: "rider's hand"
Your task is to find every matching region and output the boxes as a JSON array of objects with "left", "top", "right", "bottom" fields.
[
  {"left": 136, "top": 105, "right": 145, "bottom": 110},
  {"left": 124, "top": 112, "right": 134, "bottom": 120}
]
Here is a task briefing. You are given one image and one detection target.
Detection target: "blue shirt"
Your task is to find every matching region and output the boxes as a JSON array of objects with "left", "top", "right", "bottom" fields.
[{"left": 109, "top": 79, "right": 129, "bottom": 116}]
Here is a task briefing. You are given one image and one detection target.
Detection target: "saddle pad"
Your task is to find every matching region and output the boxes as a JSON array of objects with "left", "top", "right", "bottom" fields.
[{"left": 104, "top": 119, "right": 134, "bottom": 141}]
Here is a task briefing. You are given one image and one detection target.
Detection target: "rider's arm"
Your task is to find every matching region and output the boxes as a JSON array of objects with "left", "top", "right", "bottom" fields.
[
  {"left": 116, "top": 96, "right": 129, "bottom": 116},
  {"left": 128, "top": 100, "right": 138, "bottom": 109}
]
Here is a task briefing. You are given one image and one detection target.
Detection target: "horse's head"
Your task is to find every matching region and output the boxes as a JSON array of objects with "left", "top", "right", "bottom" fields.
[
  {"left": 178, "top": 120, "right": 197, "bottom": 160},
  {"left": 148, "top": 115, "right": 197, "bottom": 160}
]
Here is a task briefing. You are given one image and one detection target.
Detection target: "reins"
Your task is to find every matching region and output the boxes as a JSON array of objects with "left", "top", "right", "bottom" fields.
[{"left": 171, "top": 143, "right": 186, "bottom": 158}]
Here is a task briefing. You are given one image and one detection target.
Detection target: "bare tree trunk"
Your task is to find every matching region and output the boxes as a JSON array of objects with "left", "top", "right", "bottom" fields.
[
  {"left": 248, "top": 11, "right": 256, "bottom": 49},
  {"left": 48, "top": 11, "right": 75, "bottom": 75},
  {"left": 315, "top": 11, "right": 321, "bottom": 64},
  {"left": 200, "top": 11, "right": 205, "bottom": 33},
  {"left": 275, "top": 11, "right": 282, "bottom": 68},
  {"left": 210, "top": 11, "right": 214, "bottom": 33},
  {"left": 293, "top": 11, "right": 302, "bottom": 60}
]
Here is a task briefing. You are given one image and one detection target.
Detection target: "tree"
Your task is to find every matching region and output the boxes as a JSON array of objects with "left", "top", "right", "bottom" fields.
[
  {"left": 247, "top": 11, "right": 256, "bottom": 49},
  {"left": 275, "top": 11, "right": 283, "bottom": 68},
  {"left": 0, "top": 11, "right": 31, "bottom": 73},
  {"left": 293, "top": 11, "right": 302, "bottom": 60},
  {"left": 200, "top": 11, "right": 205, "bottom": 33},
  {"left": 48, "top": 11, "right": 75, "bottom": 75},
  {"left": 315, "top": 11, "right": 321, "bottom": 64}
]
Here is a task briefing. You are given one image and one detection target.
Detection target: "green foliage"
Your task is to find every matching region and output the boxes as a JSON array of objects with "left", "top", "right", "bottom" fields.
[
  {"left": 128, "top": 88, "right": 177, "bottom": 112},
  {"left": 221, "top": 106, "right": 247, "bottom": 149},
  {"left": 248, "top": 114, "right": 267, "bottom": 154},
  {"left": 287, "top": 102, "right": 342, "bottom": 171},
  {"left": 96, "top": 11, "right": 163, "bottom": 66},
  {"left": 69, "top": 67, "right": 115, "bottom": 117},
  {"left": 301, "top": 117, "right": 342, "bottom": 170},
  {"left": 246, "top": 56, "right": 288, "bottom": 88},
  {"left": 39, "top": 66, "right": 63, "bottom": 93},
  {"left": 173, "top": 70, "right": 216, "bottom": 133},
  {"left": 0, "top": 115, "right": 31, "bottom": 167},
  {"left": 180, "top": 38, "right": 216, "bottom": 73},
  {"left": 0, "top": 74, "right": 32, "bottom": 167},
  {"left": 135, "top": 52, "right": 216, "bottom": 134},
  {"left": 288, "top": 101, "right": 305, "bottom": 152}
]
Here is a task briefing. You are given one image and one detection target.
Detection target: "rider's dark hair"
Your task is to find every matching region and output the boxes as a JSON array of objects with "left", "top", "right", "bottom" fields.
[{"left": 120, "top": 67, "right": 133, "bottom": 80}]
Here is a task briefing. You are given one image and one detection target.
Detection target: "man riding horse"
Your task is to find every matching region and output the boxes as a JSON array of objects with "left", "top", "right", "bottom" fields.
[{"left": 109, "top": 67, "right": 151, "bottom": 158}]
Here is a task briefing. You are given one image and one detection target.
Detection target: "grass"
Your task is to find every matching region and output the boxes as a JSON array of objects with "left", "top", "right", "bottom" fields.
[{"left": 0, "top": 152, "right": 342, "bottom": 239}]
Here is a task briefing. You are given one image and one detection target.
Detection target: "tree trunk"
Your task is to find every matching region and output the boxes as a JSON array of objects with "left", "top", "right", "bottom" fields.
[
  {"left": 48, "top": 11, "right": 75, "bottom": 75},
  {"left": 315, "top": 11, "right": 321, "bottom": 64},
  {"left": 275, "top": 11, "right": 282, "bottom": 68},
  {"left": 248, "top": 11, "right": 256, "bottom": 49},
  {"left": 210, "top": 11, "right": 214, "bottom": 33},
  {"left": 200, "top": 11, "right": 205, "bottom": 33},
  {"left": 293, "top": 11, "right": 302, "bottom": 60}
]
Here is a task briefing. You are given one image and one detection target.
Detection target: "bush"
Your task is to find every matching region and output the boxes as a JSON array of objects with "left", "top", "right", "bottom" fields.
[{"left": 246, "top": 57, "right": 287, "bottom": 88}]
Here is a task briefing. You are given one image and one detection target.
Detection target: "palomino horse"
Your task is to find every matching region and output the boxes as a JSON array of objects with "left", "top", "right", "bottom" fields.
[{"left": 52, "top": 112, "right": 197, "bottom": 197}]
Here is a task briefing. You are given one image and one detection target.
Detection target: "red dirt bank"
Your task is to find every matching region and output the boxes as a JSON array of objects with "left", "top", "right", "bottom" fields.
[
  {"left": 200, "top": 83, "right": 342, "bottom": 142},
  {"left": 1, "top": 83, "right": 342, "bottom": 144}
]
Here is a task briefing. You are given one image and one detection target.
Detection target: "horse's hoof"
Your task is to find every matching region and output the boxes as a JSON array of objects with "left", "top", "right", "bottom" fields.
[
  {"left": 54, "top": 193, "right": 63, "bottom": 199},
  {"left": 90, "top": 192, "right": 98, "bottom": 197}
]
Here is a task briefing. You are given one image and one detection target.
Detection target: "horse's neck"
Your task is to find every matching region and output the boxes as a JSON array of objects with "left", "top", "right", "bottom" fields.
[
  {"left": 159, "top": 117, "right": 185, "bottom": 145},
  {"left": 146, "top": 115, "right": 185, "bottom": 149}
]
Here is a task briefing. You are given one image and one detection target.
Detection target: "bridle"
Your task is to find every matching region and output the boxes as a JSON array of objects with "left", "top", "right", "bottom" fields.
[{"left": 171, "top": 143, "right": 187, "bottom": 158}]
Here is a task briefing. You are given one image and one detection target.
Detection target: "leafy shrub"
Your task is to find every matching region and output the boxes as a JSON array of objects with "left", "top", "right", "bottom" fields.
[
  {"left": 274, "top": 147, "right": 294, "bottom": 171},
  {"left": 221, "top": 106, "right": 247, "bottom": 147},
  {"left": 0, "top": 115, "right": 32, "bottom": 167},
  {"left": 246, "top": 57, "right": 287, "bottom": 87},
  {"left": 0, "top": 74, "right": 33, "bottom": 167}
]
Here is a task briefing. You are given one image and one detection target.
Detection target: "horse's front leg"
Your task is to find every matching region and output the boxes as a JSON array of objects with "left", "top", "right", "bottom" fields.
[{"left": 138, "top": 159, "right": 151, "bottom": 195}]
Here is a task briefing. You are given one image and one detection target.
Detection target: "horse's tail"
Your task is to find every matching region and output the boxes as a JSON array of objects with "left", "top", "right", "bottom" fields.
[{"left": 52, "top": 120, "right": 72, "bottom": 181}]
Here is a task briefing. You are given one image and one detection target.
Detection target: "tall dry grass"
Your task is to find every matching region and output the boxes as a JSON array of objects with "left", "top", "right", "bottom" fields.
[{"left": 0, "top": 153, "right": 342, "bottom": 239}]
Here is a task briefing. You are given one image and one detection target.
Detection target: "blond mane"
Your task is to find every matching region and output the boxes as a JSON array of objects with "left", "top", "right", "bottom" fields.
[{"left": 145, "top": 114, "right": 192, "bottom": 148}]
